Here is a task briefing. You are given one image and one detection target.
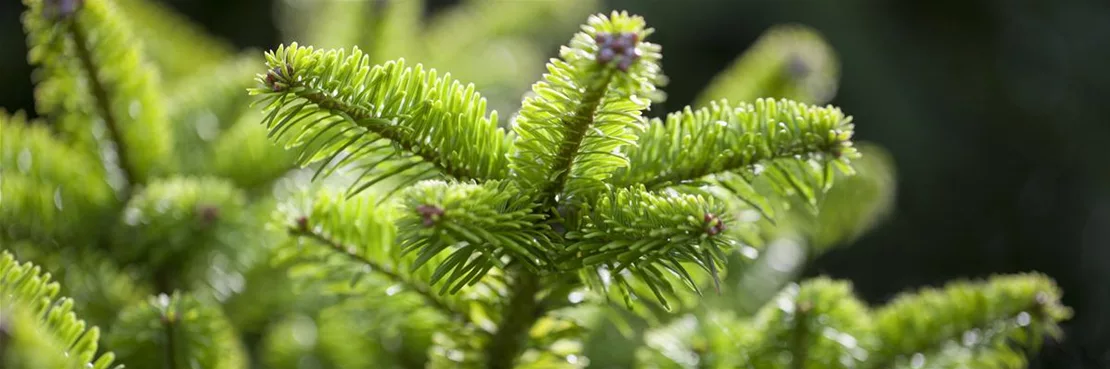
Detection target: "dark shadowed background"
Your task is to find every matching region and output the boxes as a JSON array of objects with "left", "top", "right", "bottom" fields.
[{"left": 2, "top": 0, "right": 1108, "bottom": 367}]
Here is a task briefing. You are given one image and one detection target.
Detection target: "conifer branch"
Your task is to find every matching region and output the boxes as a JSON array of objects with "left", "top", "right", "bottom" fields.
[
  {"left": 0, "top": 250, "right": 121, "bottom": 369},
  {"left": 251, "top": 44, "right": 512, "bottom": 197},
  {"left": 510, "top": 12, "right": 662, "bottom": 208},
  {"left": 866, "top": 273, "right": 1072, "bottom": 369},
  {"left": 563, "top": 186, "right": 733, "bottom": 309},
  {"left": 396, "top": 180, "right": 556, "bottom": 290},
  {"left": 615, "top": 98, "right": 857, "bottom": 192},
  {"left": 695, "top": 24, "right": 839, "bottom": 106},
  {"left": 69, "top": 23, "right": 136, "bottom": 187},
  {"left": 1, "top": 112, "right": 117, "bottom": 245},
  {"left": 21, "top": 0, "right": 173, "bottom": 185},
  {"left": 289, "top": 224, "right": 465, "bottom": 322},
  {"left": 485, "top": 271, "right": 541, "bottom": 369},
  {"left": 107, "top": 292, "right": 246, "bottom": 369}
]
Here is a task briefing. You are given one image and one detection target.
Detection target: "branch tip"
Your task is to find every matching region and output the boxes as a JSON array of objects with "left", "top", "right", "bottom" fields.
[
  {"left": 46, "top": 0, "right": 83, "bottom": 20},
  {"left": 704, "top": 213, "right": 726, "bottom": 236},
  {"left": 196, "top": 205, "right": 220, "bottom": 225},
  {"left": 595, "top": 31, "right": 642, "bottom": 71}
]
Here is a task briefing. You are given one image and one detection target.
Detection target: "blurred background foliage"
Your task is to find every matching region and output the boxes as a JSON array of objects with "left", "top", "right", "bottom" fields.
[{"left": 1, "top": 0, "right": 1107, "bottom": 368}]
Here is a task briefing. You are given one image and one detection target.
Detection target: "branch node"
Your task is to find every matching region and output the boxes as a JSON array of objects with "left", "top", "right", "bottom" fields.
[{"left": 416, "top": 204, "right": 445, "bottom": 227}]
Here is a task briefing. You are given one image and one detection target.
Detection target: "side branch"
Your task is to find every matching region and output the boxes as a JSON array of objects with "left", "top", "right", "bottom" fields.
[
  {"left": 70, "top": 22, "right": 137, "bottom": 188},
  {"left": 613, "top": 98, "right": 857, "bottom": 194},
  {"left": 292, "top": 88, "right": 467, "bottom": 179},
  {"left": 289, "top": 225, "right": 467, "bottom": 322},
  {"left": 539, "top": 71, "right": 615, "bottom": 208}
]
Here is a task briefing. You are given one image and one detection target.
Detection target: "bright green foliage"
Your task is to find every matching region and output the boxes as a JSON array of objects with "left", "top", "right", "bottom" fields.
[
  {"left": 110, "top": 177, "right": 250, "bottom": 291},
  {"left": 870, "top": 274, "right": 1071, "bottom": 369},
  {"left": 696, "top": 24, "right": 839, "bottom": 107},
  {"left": 615, "top": 98, "right": 857, "bottom": 215},
  {"left": 0, "top": 112, "right": 116, "bottom": 244},
  {"left": 2, "top": 240, "right": 150, "bottom": 329},
  {"left": 106, "top": 292, "right": 247, "bottom": 369},
  {"left": 274, "top": 189, "right": 469, "bottom": 311},
  {"left": 276, "top": 0, "right": 600, "bottom": 116},
  {"left": 636, "top": 274, "right": 1070, "bottom": 369},
  {"left": 565, "top": 187, "right": 732, "bottom": 309},
  {"left": 246, "top": 9, "right": 1072, "bottom": 369},
  {"left": 252, "top": 45, "right": 514, "bottom": 194},
  {"left": 398, "top": 180, "right": 553, "bottom": 287},
  {"left": 510, "top": 13, "right": 662, "bottom": 208},
  {"left": 7, "top": 0, "right": 1074, "bottom": 368},
  {"left": 0, "top": 251, "right": 120, "bottom": 369},
  {"left": 22, "top": 0, "right": 173, "bottom": 185}
]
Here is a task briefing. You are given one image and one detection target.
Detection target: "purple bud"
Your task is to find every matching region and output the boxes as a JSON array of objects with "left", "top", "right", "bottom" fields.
[
  {"left": 46, "top": 0, "right": 83, "bottom": 19},
  {"left": 611, "top": 32, "right": 638, "bottom": 53},
  {"left": 197, "top": 205, "right": 220, "bottom": 225},
  {"left": 595, "top": 32, "right": 613, "bottom": 45},
  {"left": 617, "top": 56, "right": 635, "bottom": 72},
  {"left": 598, "top": 47, "right": 616, "bottom": 63},
  {"left": 416, "top": 204, "right": 445, "bottom": 227}
]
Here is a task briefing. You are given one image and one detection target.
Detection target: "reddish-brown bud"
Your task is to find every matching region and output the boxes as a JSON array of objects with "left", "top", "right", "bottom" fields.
[
  {"left": 197, "top": 205, "right": 220, "bottom": 225},
  {"left": 416, "top": 205, "right": 445, "bottom": 227},
  {"left": 704, "top": 213, "right": 726, "bottom": 236}
]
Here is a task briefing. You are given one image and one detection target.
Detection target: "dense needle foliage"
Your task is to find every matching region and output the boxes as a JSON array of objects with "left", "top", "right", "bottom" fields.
[{"left": 1, "top": 0, "right": 1071, "bottom": 368}]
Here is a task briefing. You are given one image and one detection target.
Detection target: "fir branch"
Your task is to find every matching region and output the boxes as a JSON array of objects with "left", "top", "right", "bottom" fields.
[
  {"left": 866, "top": 273, "right": 1072, "bottom": 369},
  {"left": 615, "top": 98, "right": 856, "bottom": 191},
  {"left": 107, "top": 292, "right": 246, "bottom": 369},
  {"left": 0, "top": 250, "right": 121, "bottom": 369},
  {"left": 272, "top": 189, "right": 490, "bottom": 322},
  {"left": 0, "top": 112, "right": 117, "bottom": 245},
  {"left": 613, "top": 98, "right": 858, "bottom": 214},
  {"left": 397, "top": 180, "right": 556, "bottom": 291},
  {"left": 510, "top": 11, "right": 662, "bottom": 209},
  {"left": 289, "top": 224, "right": 465, "bottom": 321},
  {"left": 22, "top": 0, "right": 173, "bottom": 186},
  {"left": 563, "top": 186, "right": 733, "bottom": 309},
  {"left": 485, "top": 271, "right": 541, "bottom": 369},
  {"left": 109, "top": 177, "right": 249, "bottom": 292},
  {"left": 69, "top": 24, "right": 136, "bottom": 185},
  {"left": 250, "top": 44, "right": 512, "bottom": 196},
  {"left": 695, "top": 24, "right": 839, "bottom": 106}
]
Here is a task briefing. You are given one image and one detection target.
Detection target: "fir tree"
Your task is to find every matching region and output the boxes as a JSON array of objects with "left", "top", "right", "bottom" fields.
[{"left": 1, "top": 0, "right": 1071, "bottom": 368}]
